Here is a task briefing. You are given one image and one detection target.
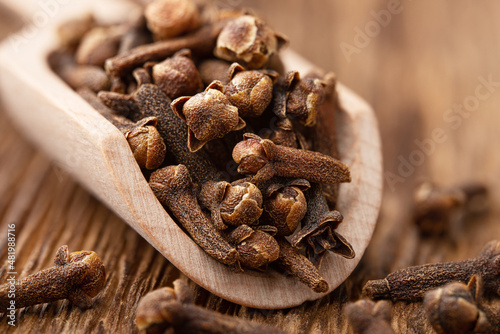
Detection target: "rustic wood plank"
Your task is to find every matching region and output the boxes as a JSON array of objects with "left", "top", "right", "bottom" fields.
[{"left": 1, "top": 1, "right": 500, "bottom": 333}]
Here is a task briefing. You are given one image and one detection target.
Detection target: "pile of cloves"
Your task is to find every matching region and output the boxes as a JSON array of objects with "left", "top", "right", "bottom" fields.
[{"left": 50, "top": 0, "right": 354, "bottom": 292}]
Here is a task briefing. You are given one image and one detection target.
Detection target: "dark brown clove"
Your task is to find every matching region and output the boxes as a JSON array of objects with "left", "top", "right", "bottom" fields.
[
  {"left": 198, "top": 58, "right": 232, "bottom": 86},
  {"left": 79, "top": 88, "right": 166, "bottom": 170},
  {"left": 218, "top": 180, "right": 263, "bottom": 227},
  {"left": 290, "top": 183, "right": 355, "bottom": 267},
  {"left": 171, "top": 80, "right": 246, "bottom": 152},
  {"left": 345, "top": 299, "right": 395, "bottom": 334},
  {"left": 105, "top": 19, "right": 228, "bottom": 79},
  {"left": 149, "top": 164, "right": 238, "bottom": 265},
  {"left": 413, "top": 182, "right": 489, "bottom": 236},
  {"left": 232, "top": 133, "right": 351, "bottom": 184},
  {"left": 75, "top": 24, "right": 127, "bottom": 67},
  {"left": 226, "top": 225, "right": 279, "bottom": 269},
  {"left": 0, "top": 245, "right": 106, "bottom": 310},
  {"left": 423, "top": 277, "right": 490, "bottom": 334},
  {"left": 214, "top": 15, "right": 287, "bottom": 69},
  {"left": 275, "top": 237, "right": 328, "bottom": 293},
  {"left": 224, "top": 63, "right": 277, "bottom": 118},
  {"left": 136, "top": 279, "right": 286, "bottom": 334},
  {"left": 152, "top": 49, "right": 203, "bottom": 99},
  {"left": 260, "top": 178, "right": 309, "bottom": 236},
  {"left": 362, "top": 240, "right": 500, "bottom": 302}
]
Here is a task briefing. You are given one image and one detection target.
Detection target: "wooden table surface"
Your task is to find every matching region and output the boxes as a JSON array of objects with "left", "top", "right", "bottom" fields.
[{"left": 1, "top": 1, "right": 499, "bottom": 333}]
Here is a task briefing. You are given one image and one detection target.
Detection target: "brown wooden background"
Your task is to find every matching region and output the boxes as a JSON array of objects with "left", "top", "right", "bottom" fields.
[{"left": 1, "top": 1, "right": 499, "bottom": 333}]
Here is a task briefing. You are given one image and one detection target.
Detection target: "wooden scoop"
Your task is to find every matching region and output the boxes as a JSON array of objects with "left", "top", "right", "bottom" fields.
[{"left": 0, "top": 0, "right": 382, "bottom": 308}]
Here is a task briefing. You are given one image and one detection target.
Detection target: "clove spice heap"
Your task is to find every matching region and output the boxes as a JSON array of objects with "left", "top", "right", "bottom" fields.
[{"left": 50, "top": 0, "right": 354, "bottom": 292}]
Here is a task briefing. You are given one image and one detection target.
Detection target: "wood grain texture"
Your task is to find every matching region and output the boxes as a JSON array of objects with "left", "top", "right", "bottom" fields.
[{"left": 1, "top": 0, "right": 500, "bottom": 333}]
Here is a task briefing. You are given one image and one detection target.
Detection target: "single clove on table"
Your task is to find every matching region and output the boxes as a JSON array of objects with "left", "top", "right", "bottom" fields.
[{"left": 50, "top": 0, "right": 355, "bottom": 292}]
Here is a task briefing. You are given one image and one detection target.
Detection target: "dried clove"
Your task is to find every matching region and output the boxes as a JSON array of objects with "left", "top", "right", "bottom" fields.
[
  {"left": 226, "top": 224, "right": 279, "bottom": 269},
  {"left": 100, "top": 84, "right": 258, "bottom": 230},
  {"left": 362, "top": 240, "right": 500, "bottom": 302},
  {"left": 214, "top": 15, "right": 287, "bottom": 69},
  {"left": 345, "top": 299, "right": 395, "bottom": 334},
  {"left": 232, "top": 133, "right": 351, "bottom": 184},
  {"left": 218, "top": 180, "right": 263, "bottom": 226},
  {"left": 145, "top": 0, "right": 201, "bottom": 41},
  {"left": 0, "top": 245, "right": 106, "bottom": 310},
  {"left": 423, "top": 277, "right": 491, "bottom": 334},
  {"left": 105, "top": 19, "right": 229, "bottom": 79},
  {"left": 290, "top": 183, "right": 355, "bottom": 267},
  {"left": 150, "top": 164, "right": 238, "bottom": 265},
  {"left": 79, "top": 88, "right": 166, "bottom": 169},
  {"left": 275, "top": 237, "right": 328, "bottom": 293},
  {"left": 260, "top": 178, "right": 309, "bottom": 236},
  {"left": 224, "top": 63, "right": 277, "bottom": 118},
  {"left": 136, "top": 279, "right": 286, "bottom": 334},
  {"left": 152, "top": 49, "right": 203, "bottom": 99},
  {"left": 171, "top": 80, "right": 246, "bottom": 152},
  {"left": 413, "top": 182, "right": 489, "bottom": 236},
  {"left": 75, "top": 24, "right": 127, "bottom": 67},
  {"left": 198, "top": 58, "right": 232, "bottom": 86}
]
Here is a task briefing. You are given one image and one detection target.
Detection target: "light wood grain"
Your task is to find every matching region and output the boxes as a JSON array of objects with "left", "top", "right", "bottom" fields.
[{"left": 0, "top": 1, "right": 381, "bottom": 308}]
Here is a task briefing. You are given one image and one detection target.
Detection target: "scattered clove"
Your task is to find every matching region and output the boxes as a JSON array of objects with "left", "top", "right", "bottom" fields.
[
  {"left": 0, "top": 245, "right": 106, "bottom": 310},
  {"left": 136, "top": 279, "right": 286, "bottom": 334},
  {"left": 413, "top": 181, "right": 489, "bottom": 236},
  {"left": 345, "top": 299, "right": 395, "bottom": 334},
  {"left": 362, "top": 240, "right": 500, "bottom": 302},
  {"left": 423, "top": 277, "right": 491, "bottom": 334}
]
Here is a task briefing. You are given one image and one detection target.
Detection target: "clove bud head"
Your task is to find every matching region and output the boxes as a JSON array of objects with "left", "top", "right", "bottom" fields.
[
  {"left": 68, "top": 249, "right": 107, "bottom": 299},
  {"left": 125, "top": 125, "right": 166, "bottom": 170},
  {"left": 228, "top": 225, "right": 279, "bottom": 269},
  {"left": 152, "top": 49, "right": 203, "bottom": 99},
  {"left": 145, "top": 0, "right": 201, "bottom": 40},
  {"left": 286, "top": 77, "right": 327, "bottom": 127},
  {"left": 232, "top": 136, "right": 268, "bottom": 174},
  {"left": 263, "top": 186, "right": 307, "bottom": 236},
  {"left": 219, "top": 181, "right": 263, "bottom": 226},
  {"left": 171, "top": 81, "right": 246, "bottom": 152},
  {"left": 424, "top": 282, "right": 490, "bottom": 334},
  {"left": 214, "top": 15, "right": 287, "bottom": 69},
  {"left": 224, "top": 63, "right": 275, "bottom": 117}
]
